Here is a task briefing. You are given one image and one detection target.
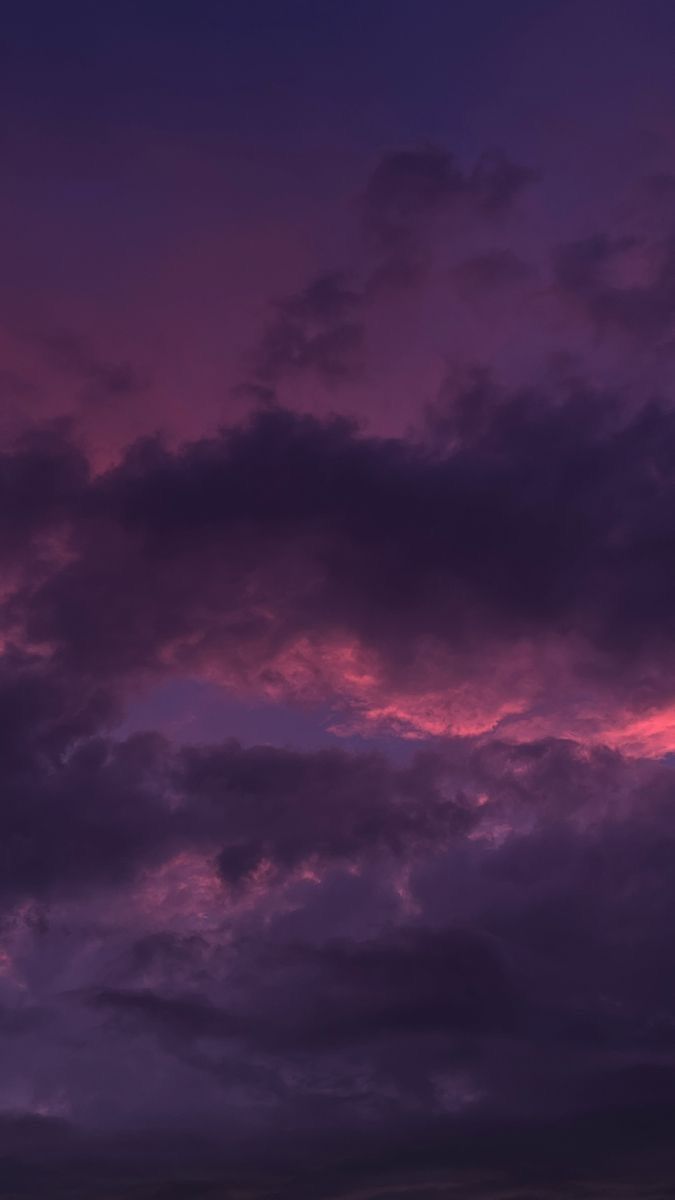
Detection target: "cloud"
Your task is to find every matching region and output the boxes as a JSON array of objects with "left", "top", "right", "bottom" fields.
[
  {"left": 241, "top": 146, "right": 534, "bottom": 397},
  {"left": 554, "top": 232, "right": 675, "bottom": 344},
  {"left": 251, "top": 272, "right": 365, "bottom": 386},
  {"left": 7, "top": 384, "right": 675, "bottom": 748},
  {"left": 363, "top": 147, "right": 532, "bottom": 249},
  {"left": 1, "top": 732, "right": 675, "bottom": 1195},
  {"left": 4, "top": 122, "right": 675, "bottom": 1200},
  {"left": 34, "top": 330, "right": 144, "bottom": 402},
  {"left": 0, "top": 420, "right": 88, "bottom": 571},
  {"left": 362, "top": 147, "right": 533, "bottom": 288},
  {"left": 181, "top": 740, "right": 471, "bottom": 886},
  {"left": 0, "top": 653, "right": 171, "bottom": 903},
  {"left": 0, "top": 651, "right": 475, "bottom": 908}
]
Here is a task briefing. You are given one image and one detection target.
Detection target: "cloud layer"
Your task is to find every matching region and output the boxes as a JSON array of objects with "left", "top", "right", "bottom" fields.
[
  {"left": 4, "top": 7, "right": 675, "bottom": 1191},
  {"left": 5, "top": 381, "right": 675, "bottom": 750}
]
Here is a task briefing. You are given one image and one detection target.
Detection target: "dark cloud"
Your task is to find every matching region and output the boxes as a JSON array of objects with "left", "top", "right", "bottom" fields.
[
  {"left": 0, "top": 654, "right": 473, "bottom": 907},
  {"left": 0, "top": 653, "right": 170, "bottom": 902},
  {"left": 3, "top": 3, "right": 675, "bottom": 1196},
  {"left": 8, "top": 386, "right": 675, "bottom": 734},
  {"left": 241, "top": 146, "right": 534, "bottom": 394},
  {"left": 362, "top": 146, "right": 533, "bottom": 287},
  {"left": 468, "top": 151, "right": 535, "bottom": 215},
  {"left": 36, "top": 330, "right": 144, "bottom": 399},
  {"left": 554, "top": 233, "right": 675, "bottom": 342},
  {"left": 2, "top": 127, "right": 675, "bottom": 1200},
  {"left": 363, "top": 147, "right": 532, "bottom": 248},
  {"left": 0, "top": 420, "right": 88, "bottom": 566},
  {"left": 250, "top": 271, "right": 365, "bottom": 386},
  {"left": 180, "top": 740, "right": 471, "bottom": 886},
  {"left": 0, "top": 736, "right": 673, "bottom": 1196},
  {"left": 363, "top": 146, "right": 466, "bottom": 247}
]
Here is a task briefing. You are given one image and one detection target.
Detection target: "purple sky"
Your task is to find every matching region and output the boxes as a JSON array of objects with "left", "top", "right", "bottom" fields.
[{"left": 4, "top": 3, "right": 675, "bottom": 1196}]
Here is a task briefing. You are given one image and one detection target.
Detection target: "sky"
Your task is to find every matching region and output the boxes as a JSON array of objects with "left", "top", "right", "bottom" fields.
[{"left": 4, "top": 1, "right": 675, "bottom": 1196}]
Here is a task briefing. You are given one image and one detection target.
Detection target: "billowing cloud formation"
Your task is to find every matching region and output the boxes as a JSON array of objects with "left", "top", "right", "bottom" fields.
[
  {"left": 0, "top": 651, "right": 473, "bottom": 908},
  {"left": 4, "top": 4, "right": 675, "bottom": 1191},
  {"left": 5, "top": 384, "right": 675, "bottom": 750},
  {"left": 3, "top": 713, "right": 675, "bottom": 1197},
  {"left": 4, "top": 384, "right": 675, "bottom": 1190}
]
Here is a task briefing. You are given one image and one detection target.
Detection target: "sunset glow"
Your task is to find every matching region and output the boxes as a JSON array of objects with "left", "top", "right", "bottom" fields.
[{"left": 3, "top": 3, "right": 675, "bottom": 1197}]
